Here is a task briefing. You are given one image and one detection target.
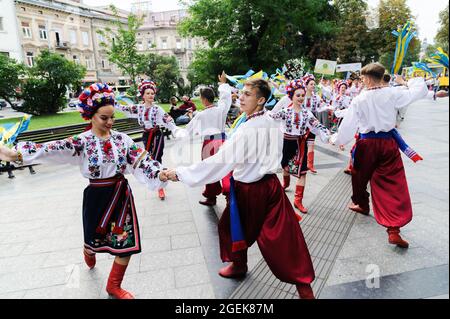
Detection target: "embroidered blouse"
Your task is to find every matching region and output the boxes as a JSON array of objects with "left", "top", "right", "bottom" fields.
[
  {"left": 116, "top": 104, "right": 177, "bottom": 132},
  {"left": 268, "top": 105, "right": 331, "bottom": 143},
  {"left": 14, "top": 130, "right": 166, "bottom": 190}
]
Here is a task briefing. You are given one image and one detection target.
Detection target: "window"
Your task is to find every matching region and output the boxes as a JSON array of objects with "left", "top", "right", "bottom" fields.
[
  {"left": 147, "top": 39, "right": 153, "bottom": 49},
  {"left": 26, "top": 52, "right": 34, "bottom": 67},
  {"left": 82, "top": 31, "right": 89, "bottom": 46},
  {"left": 39, "top": 25, "right": 48, "bottom": 40},
  {"left": 73, "top": 55, "right": 79, "bottom": 64},
  {"left": 85, "top": 56, "right": 93, "bottom": 69},
  {"left": 137, "top": 41, "right": 143, "bottom": 51},
  {"left": 101, "top": 59, "right": 108, "bottom": 69},
  {"left": 22, "top": 22, "right": 32, "bottom": 38},
  {"left": 0, "top": 17, "right": 4, "bottom": 32},
  {"left": 97, "top": 33, "right": 105, "bottom": 43},
  {"left": 176, "top": 39, "right": 182, "bottom": 50},
  {"left": 177, "top": 57, "right": 183, "bottom": 68},
  {"left": 70, "top": 30, "right": 77, "bottom": 44},
  {"left": 188, "top": 39, "right": 192, "bottom": 49},
  {"left": 161, "top": 38, "right": 167, "bottom": 49}
]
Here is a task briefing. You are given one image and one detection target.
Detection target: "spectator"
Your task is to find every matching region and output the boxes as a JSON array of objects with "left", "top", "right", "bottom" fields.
[{"left": 175, "top": 96, "right": 198, "bottom": 125}]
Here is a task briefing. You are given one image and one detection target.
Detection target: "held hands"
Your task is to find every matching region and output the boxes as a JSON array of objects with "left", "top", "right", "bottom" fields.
[
  {"left": 159, "top": 169, "right": 179, "bottom": 182},
  {"left": 0, "top": 145, "right": 18, "bottom": 162}
]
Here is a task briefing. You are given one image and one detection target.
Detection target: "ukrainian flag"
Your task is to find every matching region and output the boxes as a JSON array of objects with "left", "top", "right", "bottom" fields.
[
  {"left": 0, "top": 115, "right": 32, "bottom": 147},
  {"left": 391, "top": 21, "right": 417, "bottom": 75},
  {"left": 427, "top": 47, "right": 449, "bottom": 69}
]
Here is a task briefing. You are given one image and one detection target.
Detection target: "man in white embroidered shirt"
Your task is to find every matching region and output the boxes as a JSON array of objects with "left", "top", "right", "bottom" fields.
[{"left": 332, "top": 62, "right": 429, "bottom": 249}]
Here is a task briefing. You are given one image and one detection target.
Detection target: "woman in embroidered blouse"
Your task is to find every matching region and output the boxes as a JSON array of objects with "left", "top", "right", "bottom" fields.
[
  {"left": 302, "top": 74, "right": 327, "bottom": 174},
  {"left": 268, "top": 79, "right": 331, "bottom": 218},
  {"left": 115, "top": 80, "right": 177, "bottom": 200},
  {"left": 0, "top": 83, "right": 168, "bottom": 300},
  {"left": 330, "top": 80, "right": 353, "bottom": 132}
]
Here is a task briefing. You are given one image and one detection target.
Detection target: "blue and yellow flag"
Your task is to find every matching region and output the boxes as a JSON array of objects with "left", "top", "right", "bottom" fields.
[
  {"left": 412, "top": 62, "right": 437, "bottom": 78},
  {"left": 0, "top": 115, "right": 32, "bottom": 147},
  {"left": 427, "top": 47, "right": 449, "bottom": 69},
  {"left": 391, "top": 21, "right": 417, "bottom": 75}
]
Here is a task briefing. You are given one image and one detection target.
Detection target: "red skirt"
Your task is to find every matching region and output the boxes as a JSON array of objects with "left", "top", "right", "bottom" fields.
[
  {"left": 352, "top": 138, "right": 413, "bottom": 228},
  {"left": 218, "top": 174, "right": 315, "bottom": 285}
]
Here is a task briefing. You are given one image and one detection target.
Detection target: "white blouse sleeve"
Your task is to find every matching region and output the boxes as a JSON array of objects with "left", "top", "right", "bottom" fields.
[
  {"left": 115, "top": 104, "right": 140, "bottom": 119},
  {"left": 394, "top": 78, "right": 428, "bottom": 109},
  {"left": 306, "top": 111, "right": 331, "bottom": 143},
  {"left": 14, "top": 136, "right": 85, "bottom": 166},
  {"left": 176, "top": 130, "right": 242, "bottom": 187},
  {"left": 126, "top": 136, "right": 166, "bottom": 191},
  {"left": 157, "top": 106, "right": 177, "bottom": 132},
  {"left": 217, "top": 83, "right": 233, "bottom": 116},
  {"left": 335, "top": 100, "right": 360, "bottom": 146},
  {"left": 271, "top": 95, "right": 291, "bottom": 113}
]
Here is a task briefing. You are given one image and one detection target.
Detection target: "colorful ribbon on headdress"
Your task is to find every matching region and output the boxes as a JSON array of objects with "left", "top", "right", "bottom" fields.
[
  {"left": 391, "top": 21, "right": 417, "bottom": 75},
  {"left": 427, "top": 47, "right": 449, "bottom": 69},
  {"left": 412, "top": 62, "right": 437, "bottom": 78},
  {"left": 0, "top": 115, "right": 32, "bottom": 147}
]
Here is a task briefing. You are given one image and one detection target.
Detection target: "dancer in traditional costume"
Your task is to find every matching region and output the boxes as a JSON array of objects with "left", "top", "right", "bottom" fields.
[
  {"left": 166, "top": 79, "right": 317, "bottom": 299},
  {"left": 0, "top": 83, "right": 168, "bottom": 299},
  {"left": 175, "top": 72, "right": 233, "bottom": 206},
  {"left": 268, "top": 79, "right": 331, "bottom": 218},
  {"left": 332, "top": 63, "right": 429, "bottom": 248},
  {"left": 116, "top": 80, "right": 177, "bottom": 200},
  {"left": 330, "top": 80, "right": 353, "bottom": 133},
  {"left": 303, "top": 74, "right": 327, "bottom": 174}
]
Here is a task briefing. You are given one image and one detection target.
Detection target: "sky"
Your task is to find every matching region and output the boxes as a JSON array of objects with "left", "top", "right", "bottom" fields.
[{"left": 82, "top": 0, "right": 448, "bottom": 43}]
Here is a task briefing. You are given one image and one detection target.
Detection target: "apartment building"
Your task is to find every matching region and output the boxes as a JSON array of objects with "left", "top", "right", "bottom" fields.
[{"left": 0, "top": 0, "right": 23, "bottom": 61}]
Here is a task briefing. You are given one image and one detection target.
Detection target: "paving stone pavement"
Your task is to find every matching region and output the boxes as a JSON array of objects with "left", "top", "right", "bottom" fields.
[{"left": 0, "top": 97, "right": 447, "bottom": 299}]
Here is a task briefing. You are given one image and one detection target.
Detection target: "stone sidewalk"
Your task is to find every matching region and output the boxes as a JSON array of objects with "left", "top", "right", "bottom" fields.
[{"left": 0, "top": 97, "right": 448, "bottom": 299}]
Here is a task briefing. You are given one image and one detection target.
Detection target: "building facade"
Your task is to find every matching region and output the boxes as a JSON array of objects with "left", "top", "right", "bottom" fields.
[
  {"left": 12, "top": 0, "right": 204, "bottom": 87},
  {"left": 14, "top": 0, "right": 127, "bottom": 85},
  {"left": 0, "top": 0, "right": 23, "bottom": 61},
  {"left": 136, "top": 9, "right": 206, "bottom": 81}
]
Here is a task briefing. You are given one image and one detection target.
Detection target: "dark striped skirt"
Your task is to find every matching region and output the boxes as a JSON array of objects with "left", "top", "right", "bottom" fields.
[{"left": 83, "top": 175, "right": 141, "bottom": 257}]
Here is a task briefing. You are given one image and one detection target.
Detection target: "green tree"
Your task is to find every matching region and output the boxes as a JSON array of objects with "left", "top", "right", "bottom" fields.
[
  {"left": 142, "top": 53, "right": 185, "bottom": 103},
  {"left": 97, "top": 6, "right": 148, "bottom": 99},
  {"left": 333, "top": 0, "right": 375, "bottom": 64},
  {"left": 0, "top": 55, "right": 25, "bottom": 106},
  {"left": 179, "top": 0, "right": 336, "bottom": 84},
  {"left": 21, "top": 50, "right": 85, "bottom": 115},
  {"left": 374, "top": 0, "right": 420, "bottom": 71},
  {"left": 435, "top": 5, "right": 449, "bottom": 52}
]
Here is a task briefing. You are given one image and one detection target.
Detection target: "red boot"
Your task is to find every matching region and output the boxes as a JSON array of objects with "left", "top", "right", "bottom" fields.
[
  {"left": 307, "top": 152, "right": 317, "bottom": 174},
  {"left": 158, "top": 188, "right": 165, "bottom": 200},
  {"left": 296, "top": 283, "right": 315, "bottom": 299},
  {"left": 387, "top": 227, "right": 409, "bottom": 248},
  {"left": 83, "top": 249, "right": 96, "bottom": 269},
  {"left": 282, "top": 175, "right": 291, "bottom": 190},
  {"left": 294, "top": 185, "right": 308, "bottom": 214},
  {"left": 106, "top": 262, "right": 135, "bottom": 299},
  {"left": 219, "top": 262, "right": 248, "bottom": 278}
]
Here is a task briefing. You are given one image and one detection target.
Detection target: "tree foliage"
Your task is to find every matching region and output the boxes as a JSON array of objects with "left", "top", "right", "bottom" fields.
[
  {"left": 21, "top": 50, "right": 86, "bottom": 115},
  {"left": 97, "top": 5, "right": 148, "bottom": 99},
  {"left": 179, "top": 0, "right": 336, "bottom": 84},
  {"left": 142, "top": 53, "right": 186, "bottom": 103},
  {"left": 0, "top": 55, "right": 25, "bottom": 106},
  {"left": 435, "top": 5, "right": 449, "bottom": 52}
]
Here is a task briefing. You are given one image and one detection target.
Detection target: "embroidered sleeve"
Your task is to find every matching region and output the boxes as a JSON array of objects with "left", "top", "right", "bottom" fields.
[
  {"left": 157, "top": 107, "right": 177, "bottom": 132},
  {"left": 306, "top": 111, "right": 331, "bottom": 144},
  {"left": 126, "top": 138, "right": 166, "bottom": 191},
  {"left": 115, "top": 104, "right": 140, "bottom": 118},
  {"left": 268, "top": 108, "right": 287, "bottom": 121},
  {"left": 15, "top": 136, "right": 85, "bottom": 166}
]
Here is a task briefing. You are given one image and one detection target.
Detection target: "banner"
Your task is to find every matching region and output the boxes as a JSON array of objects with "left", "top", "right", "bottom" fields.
[
  {"left": 314, "top": 59, "right": 337, "bottom": 75},
  {"left": 336, "top": 63, "right": 362, "bottom": 73}
]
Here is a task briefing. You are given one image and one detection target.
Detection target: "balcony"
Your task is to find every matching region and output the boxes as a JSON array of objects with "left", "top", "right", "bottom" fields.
[
  {"left": 55, "top": 41, "right": 70, "bottom": 50},
  {"left": 174, "top": 48, "right": 186, "bottom": 54}
]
